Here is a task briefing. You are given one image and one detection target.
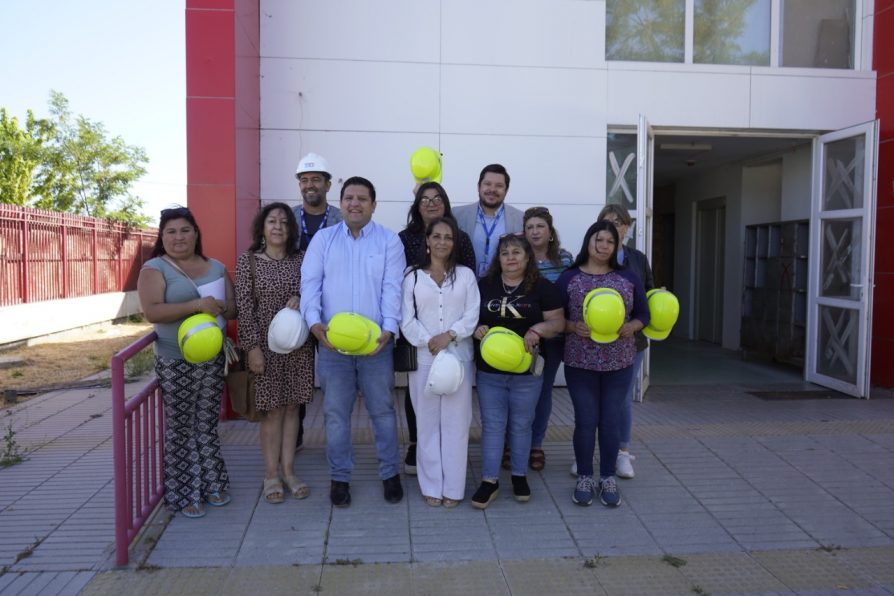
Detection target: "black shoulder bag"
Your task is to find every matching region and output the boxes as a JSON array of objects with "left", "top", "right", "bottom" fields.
[{"left": 393, "top": 270, "right": 418, "bottom": 372}]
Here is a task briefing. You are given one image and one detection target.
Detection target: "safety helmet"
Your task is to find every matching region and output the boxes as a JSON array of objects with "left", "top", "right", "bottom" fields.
[
  {"left": 480, "top": 326, "right": 532, "bottom": 373},
  {"left": 426, "top": 349, "right": 464, "bottom": 395},
  {"left": 410, "top": 147, "right": 442, "bottom": 184},
  {"left": 582, "top": 288, "right": 626, "bottom": 344},
  {"left": 352, "top": 317, "right": 382, "bottom": 356},
  {"left": 643, "top": 289, "right": 680, "bottom": 341},
  {"left": 326, "top": 312, "right": 378, "bottom": 355},
  {"left": 267, "top": 308, "right": 310, "bottom": 354},
  {"left": 295, "top": 152, "right": 331, "bottom": 178},
  {"left": 178, "top": 313, "right": 224, "bottom": 364}
]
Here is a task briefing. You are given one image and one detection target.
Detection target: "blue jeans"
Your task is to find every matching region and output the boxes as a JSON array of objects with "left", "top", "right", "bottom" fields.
[
  {"left": 619, "top": 350, "right": 645, "bottom": 449},
  {"left": 317, "top": 344, "right": 400, "bottom": 482},
  {"left": 531, "top": 335, "right": 564, "bottom": 448},
  {"left": 565, "top": 364, "right": 633, "bottom": 479},
  {"left": 476, "top": 371, "right": 543, "bottom": 479}
]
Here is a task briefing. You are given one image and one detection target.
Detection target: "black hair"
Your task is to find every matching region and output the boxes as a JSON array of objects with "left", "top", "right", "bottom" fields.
[
  {"left": 405, "top": 182, "right": 455, "bottom": 235},
  {"left": 571, "top": 220, "right": 622, "bottom": 270},
  {"left": 408, "top": 217, "right": 460, "bottom": 286},
  {"left": 247, "top": 202, "right": 301, "bottom": 257},
  {"left": 151, "top": 206, "right": 206, "bottom": 259},
  {"left": 477, "top": 163, "right": 510, "bottom": 190},
  {"left": 340, "top": 176, "right": 376, "bottom": 202}
]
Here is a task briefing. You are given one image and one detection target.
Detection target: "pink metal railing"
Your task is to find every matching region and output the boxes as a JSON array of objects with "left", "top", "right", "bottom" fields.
[
  {"left": 0, "top": 204, "right": 156, "bottom": 306},
  {"left": 111, "top": 331, "right": 163, "bottom": 567}
]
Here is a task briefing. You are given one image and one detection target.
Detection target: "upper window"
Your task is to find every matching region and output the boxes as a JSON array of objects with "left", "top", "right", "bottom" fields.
[
  {"left": 606, "top": 0, "right": 859, "bottom": 69},
  {"left": 694, "top": 0, "right": 770, "bottom": 66}
]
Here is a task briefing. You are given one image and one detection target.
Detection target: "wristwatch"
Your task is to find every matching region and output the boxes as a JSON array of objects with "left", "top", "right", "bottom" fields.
[{"left": 448, "top": 330, "right": 457, "bottom": 342}]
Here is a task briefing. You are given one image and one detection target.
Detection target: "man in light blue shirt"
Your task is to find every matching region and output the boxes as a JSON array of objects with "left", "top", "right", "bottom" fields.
[{"left": 301, "top": 176, "right": 406, "bottom": 508}]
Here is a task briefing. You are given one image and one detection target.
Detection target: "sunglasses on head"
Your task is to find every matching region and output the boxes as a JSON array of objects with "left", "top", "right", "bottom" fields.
[
  {"left": 524, "top": 206, "right": 550, "bottom": 217},
  {"left": 161, "top": 207, "right": 191, "bottom": 218}
]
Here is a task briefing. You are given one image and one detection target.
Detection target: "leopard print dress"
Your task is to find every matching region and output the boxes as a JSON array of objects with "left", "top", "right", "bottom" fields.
[{"left": 235, "top": 251, "right": 315, "bottom": 410}]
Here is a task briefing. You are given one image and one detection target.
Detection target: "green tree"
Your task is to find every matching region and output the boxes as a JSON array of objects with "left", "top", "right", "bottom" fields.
[
  {"left": 694, "top": 0, "right": 767, "bottom": 66},
  {"left": 30, "top": 91, "right": 149, "bottom": 225},
  {"left": 606, "top": 0, "right": 686, "bottom": 62},
  {"left": 0, "top": 108, "right": 54, "bottom": 206}
]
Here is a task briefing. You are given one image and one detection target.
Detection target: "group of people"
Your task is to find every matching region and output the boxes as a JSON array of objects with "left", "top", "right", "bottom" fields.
[{"left": 137, "top": 153, "right": 654, "bottom": 519}]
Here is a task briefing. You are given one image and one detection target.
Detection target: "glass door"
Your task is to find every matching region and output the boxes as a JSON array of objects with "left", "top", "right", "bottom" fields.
[
  {"left": 806, "top": 121, "right": 878, "bottom": 398},
  {"left": 635, "top": 115, "right": 655, "bottom": 400}
]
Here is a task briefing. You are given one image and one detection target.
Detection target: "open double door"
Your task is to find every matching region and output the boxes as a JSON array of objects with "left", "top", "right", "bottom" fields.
[{"left": 619, "top": 117, "right": 877, "bottom": 399}]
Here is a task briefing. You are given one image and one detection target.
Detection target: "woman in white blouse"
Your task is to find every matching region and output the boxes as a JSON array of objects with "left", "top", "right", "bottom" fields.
[{"left": 400, "top": 217, "right": 480, "bottom": 508}]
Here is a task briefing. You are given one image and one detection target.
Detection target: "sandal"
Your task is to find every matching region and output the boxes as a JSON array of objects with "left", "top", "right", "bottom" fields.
[
  {"left": 263, "top": 478, "right": 285, "bottom": 504},
  {"left": 501, "top": 446, "right": 511, "bottom": 471},
  {"left": 529, "top": 448, "right": 546, "bottom": 471},
  {"left": 442, "top": 498, "right": 461, "bottom": 509},
  {"left": 181, "top": 503, "right": 206, "bottom": 519},
  {"left": 206, "top": 491, "right": 231, "bottom": 507},
  {"left": 423, "top": 496, "right": 442, "bottom": 507},
  {"left": 283, "top": 475, "right": 310, "bottom": 500}
]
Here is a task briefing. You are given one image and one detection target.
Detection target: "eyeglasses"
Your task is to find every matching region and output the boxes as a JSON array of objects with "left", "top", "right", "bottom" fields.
[
  {"left": 161, "top": 207, "right": 191, "bottom": 218},
  {"left": 420, "top": 196, "right": 444, "bottom": 206}
]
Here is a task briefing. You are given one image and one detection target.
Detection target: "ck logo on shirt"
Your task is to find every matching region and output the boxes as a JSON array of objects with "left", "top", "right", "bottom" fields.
[{"left": 486, "top": 297, "right": 524, "bottom": 319}]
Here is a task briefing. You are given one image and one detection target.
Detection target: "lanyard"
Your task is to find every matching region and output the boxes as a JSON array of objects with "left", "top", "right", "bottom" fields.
[
  {"left": 300, "top": 205, "right": 330, "bottom": 239},
  {"left": 477, "top": 204, "right": 505, "bottom": 262}
]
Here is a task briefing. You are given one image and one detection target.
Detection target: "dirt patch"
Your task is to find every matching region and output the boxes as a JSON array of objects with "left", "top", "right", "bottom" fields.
[{"left": 0, "top": 320, "right": 153, "bottom": 401}]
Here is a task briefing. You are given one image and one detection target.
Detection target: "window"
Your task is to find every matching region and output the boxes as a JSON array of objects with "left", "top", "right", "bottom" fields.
[
  {"left": 694, "top": 0, "right": 771, "bottom": 66},
  {"left": 781, "top": 0, "right": 854, "bottom": 68},
  {"left": 605, "top": 0, "right": 685, "bottom": 63}
]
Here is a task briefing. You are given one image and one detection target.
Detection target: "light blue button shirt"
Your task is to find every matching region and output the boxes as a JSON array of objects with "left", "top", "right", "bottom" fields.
[{"left": 300, "top": 220, "right": 406, "bottom": 334}]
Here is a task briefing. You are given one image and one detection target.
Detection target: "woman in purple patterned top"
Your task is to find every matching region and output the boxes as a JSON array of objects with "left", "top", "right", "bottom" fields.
[{"left": 555, "top": 220, "right": 649, "bottom": 509}]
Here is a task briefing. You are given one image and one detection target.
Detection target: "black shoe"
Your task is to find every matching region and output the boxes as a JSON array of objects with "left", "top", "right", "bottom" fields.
[
  {"left": 383, "top": 474, "right": 404, "bottom": 504},
  {"left": 330, "top": 480, "right": 351, "bottom": 508},
  {"left": 511, "top": 475, "right": 531, "bottom": 502},
  {"left": 404, "top": 443, "right": 417, "bottom": 475},
  {"left": 471, "top": 480, "right": 499, "bottom": 509},
  {"left": 295, "top": 424, "right": 304, "bottom": 453}
]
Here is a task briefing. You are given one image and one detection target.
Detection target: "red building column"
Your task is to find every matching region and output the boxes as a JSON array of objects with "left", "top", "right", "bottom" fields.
[{"left": 873, "top": 0, "right": 894, "bottom": 387}]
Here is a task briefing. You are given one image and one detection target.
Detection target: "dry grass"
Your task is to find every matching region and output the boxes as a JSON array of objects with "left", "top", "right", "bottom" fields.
[{"left": 0, "top": 321, "right": 153, "bottom": 397}]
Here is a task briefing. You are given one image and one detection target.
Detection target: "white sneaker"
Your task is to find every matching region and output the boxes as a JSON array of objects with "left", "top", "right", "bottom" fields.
[
  {"left": 616, "top": 451, "right": 635, "bottom": 479},
  {"left": 569, "top": 461, "right": 577, "bottom": 476}
]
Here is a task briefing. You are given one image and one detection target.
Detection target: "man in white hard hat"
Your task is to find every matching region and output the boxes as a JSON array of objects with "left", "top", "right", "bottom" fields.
[
  {"left": 452, "top": 164, "right": 524, "bottom": 278},
  {"left": 301, "top": 176, "right": 406, "bottom": 508},
  {"left": 292, "top": 152, "right": 343, "bottom": 451}
]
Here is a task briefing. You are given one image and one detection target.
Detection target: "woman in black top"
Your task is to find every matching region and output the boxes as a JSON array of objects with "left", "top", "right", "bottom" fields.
[{"left": 397, "top": 182, "right": 476, "bottom": 475}]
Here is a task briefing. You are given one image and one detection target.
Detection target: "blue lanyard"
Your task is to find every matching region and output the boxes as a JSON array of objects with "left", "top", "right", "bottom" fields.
[
  {"left": 300, "top": 205, "right": 329, "bottom": 239},
  {"left": 477, "top": 204, "right": 504, "bottom": 261}
]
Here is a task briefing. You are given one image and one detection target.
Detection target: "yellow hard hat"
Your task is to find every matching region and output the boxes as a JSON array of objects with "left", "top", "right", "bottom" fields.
[
  {"left": 327, "top": 312, "right": 381, "bottom": 355},
  {"left": 178, "top": 313, "right": 223, "bottom": 364},
  {"left": 583, "top": 288, "right": 625, "bottom": 344},
  {"left": 643, "top": 289, "right": 679, "bottom": 341},
  {"left": 480, "top": 326, "right": 531, "bottom": 373},
  {"left": 410, "top": 147, "right": 442, "bottom": 183}
]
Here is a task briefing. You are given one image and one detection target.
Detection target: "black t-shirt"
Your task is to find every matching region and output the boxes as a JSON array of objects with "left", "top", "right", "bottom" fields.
[
  {"left": 300, "top": 212, "right": 327, "bottom": 251},
  {"left": 475, "top": 276, "right": 562, "bottom": 374}
]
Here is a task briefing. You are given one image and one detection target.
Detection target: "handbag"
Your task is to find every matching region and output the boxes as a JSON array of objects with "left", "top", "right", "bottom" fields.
[
  {"left": 394, "top": 270, "right": 418, "bottom": 373},
  {"left": 224, "top": 252, "right": 265, "bottom": 421}
]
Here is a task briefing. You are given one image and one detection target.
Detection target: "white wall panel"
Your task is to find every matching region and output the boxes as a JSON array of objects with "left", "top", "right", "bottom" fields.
[
  {"left": 606, "top": 67, "right": 751, "bottom": 127},
  {"left": 261, "top": 0, "right": 440, "bottom": 63},
  {"left": 441, "top": 65, "right": 606, "bottom": 136},
  {"left": 261, "top": 58, "right": 440, "bottom": 132},
  {"left": 442, "top": 0, "right": 604, "bottom": 68},
  {"left": 750, "top": 73, "right": 876, "bottom": 130}
]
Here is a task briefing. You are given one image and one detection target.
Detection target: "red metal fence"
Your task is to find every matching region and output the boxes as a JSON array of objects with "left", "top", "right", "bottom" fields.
[
  {"left": 0, "top": 204, "right": 157, "bottom": 307},
  {"left": 112, "top": 331, "right": 164, "bottom": 566}
]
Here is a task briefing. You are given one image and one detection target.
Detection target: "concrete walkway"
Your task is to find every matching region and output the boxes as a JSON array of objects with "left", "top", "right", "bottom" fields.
[{"left": 1, "top": 375, "right": 893, "bottom": 594}]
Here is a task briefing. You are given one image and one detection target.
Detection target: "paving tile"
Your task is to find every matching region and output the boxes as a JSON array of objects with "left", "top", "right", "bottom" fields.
[{"left": 751, "top": 549, "right": 871, "bottom": 591}]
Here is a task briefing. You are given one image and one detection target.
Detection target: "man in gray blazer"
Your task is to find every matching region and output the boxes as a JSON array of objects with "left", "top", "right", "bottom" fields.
[
  {"left": 292, "top": 151, "right": 343, "bottom": 451},
  {"left": 452, "top": 164, "right": 524, "bottom": 278}
]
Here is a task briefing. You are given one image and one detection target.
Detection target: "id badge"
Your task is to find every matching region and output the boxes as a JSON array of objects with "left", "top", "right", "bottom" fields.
[{"left": 477, "top": 261, "right": 489, "bottom": 278}]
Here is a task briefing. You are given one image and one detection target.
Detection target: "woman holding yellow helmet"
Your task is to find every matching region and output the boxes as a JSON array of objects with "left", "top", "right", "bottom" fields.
[{"left": 555, "top": 220, "right": 649, "bottom": 509}]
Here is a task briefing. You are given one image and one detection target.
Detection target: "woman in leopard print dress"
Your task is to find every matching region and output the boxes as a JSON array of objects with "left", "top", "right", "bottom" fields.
[{"left": 236, "top": 202, "right": 315, "bottom": 504}]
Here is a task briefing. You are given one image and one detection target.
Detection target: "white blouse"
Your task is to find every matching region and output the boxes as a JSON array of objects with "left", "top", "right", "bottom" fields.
[{"left": 399, "top": 265, "right": 480, "bottom": 364}]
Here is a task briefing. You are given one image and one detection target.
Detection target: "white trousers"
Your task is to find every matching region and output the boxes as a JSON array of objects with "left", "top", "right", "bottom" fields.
[{"left": 408, "top": 360, "right": 474, "bottom": 501}]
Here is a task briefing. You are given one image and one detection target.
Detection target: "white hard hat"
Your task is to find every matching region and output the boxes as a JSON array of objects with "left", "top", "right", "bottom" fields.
[
  {"left": 295, "top": 153, "right": 331, "bottom": 178},
  {"left": 426, "top": 349, "right": 464, "bottom": 395},
  {"left": 267, "top": 308, "right": 310, "bottom": 354}
]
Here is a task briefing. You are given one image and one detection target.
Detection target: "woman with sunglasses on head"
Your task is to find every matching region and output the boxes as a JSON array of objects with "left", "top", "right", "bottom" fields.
[
  {"left": 470, "top": 234, "right": 564, "bottom": 509},
  {"left": 235, "top": 202, "right": 315, "bottom": 505},
  {"left": 399, "top": 217, "right": 479, "bottom": 508},
  {"left": 138, "top": 206, "right": 237, "bottom": 519},
  {"left": 397, "top": 182, "right": 475, "bottom": 475},
  {"left": 522, "top": 206, "right": 574, "bottom": 472},
  {"left": 555, "top": 220, "right": 649, "bottom": 508}
]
